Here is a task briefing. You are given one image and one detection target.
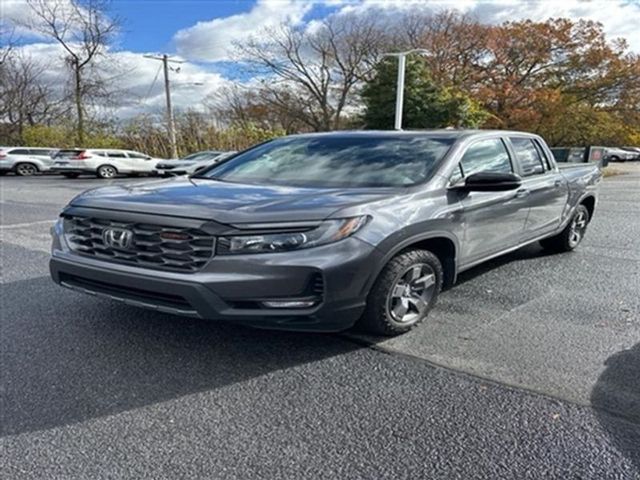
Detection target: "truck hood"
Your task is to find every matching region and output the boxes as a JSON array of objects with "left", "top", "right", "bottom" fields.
[{"left": 69, "top": 177, "right": 397, "bottom": 224}]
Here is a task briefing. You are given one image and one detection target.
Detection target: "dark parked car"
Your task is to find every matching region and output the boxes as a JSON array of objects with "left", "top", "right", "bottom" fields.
[
  {"left": 550, "top": 146, "right": 608, "bottom": 167},
  {"left": 50, "top": 130, "right": 601, "bottom": 336}
]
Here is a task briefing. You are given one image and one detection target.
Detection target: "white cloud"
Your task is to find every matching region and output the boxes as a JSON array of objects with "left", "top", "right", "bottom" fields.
[
  {"left": 330, "top": 0, "right": 640, "bottom": 52},
  {"left": 173, "top": 0, "right": 315, "bottom": 62},
  {"left": 10, "top": 42, "right": 232, "bottom": 120}
]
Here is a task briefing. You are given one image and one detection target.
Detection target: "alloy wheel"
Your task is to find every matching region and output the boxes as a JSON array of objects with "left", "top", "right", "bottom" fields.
[
  {"left": 98, "top": 166, "right": 117, "bottom": 179},
  {"left": 16, "top": 163, "right": 37, "bottom": 176},
  {"left": 568, "top": 209, "right": 588, "bottom": 248},
  {"left": 386, "top": 263, "right": 437, "bottom": 324}
]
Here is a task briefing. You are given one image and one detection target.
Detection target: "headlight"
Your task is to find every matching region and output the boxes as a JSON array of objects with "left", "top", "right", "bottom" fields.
[{"left": 217, "top": 216, "right": 369, "bottom": 255}]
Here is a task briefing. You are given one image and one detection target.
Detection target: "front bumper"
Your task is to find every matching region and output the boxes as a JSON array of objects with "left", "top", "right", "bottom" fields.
[{"left": 50, "top": 221, "right": 381, "bottom": 332}]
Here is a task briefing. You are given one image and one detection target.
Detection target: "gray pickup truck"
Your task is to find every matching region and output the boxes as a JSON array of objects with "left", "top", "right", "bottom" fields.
[{"left": 50, "top": 130, "right": 601, "bottom": 336}]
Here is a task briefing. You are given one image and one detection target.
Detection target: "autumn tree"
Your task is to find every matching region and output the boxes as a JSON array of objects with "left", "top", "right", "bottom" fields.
[
  {"left": 22, "top": 0, "right": 119, "bottom": 145},
  {"left": 362, "top": 57, "right": 488, "bottom": 129}
]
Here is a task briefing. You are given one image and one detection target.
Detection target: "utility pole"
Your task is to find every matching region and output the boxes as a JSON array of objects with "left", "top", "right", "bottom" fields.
[
  {"left": 380, "top": 49, "right": 430, "bottom": 130},
  {"left": 144, "top": 54, "right": 184, "bottom": 158}
]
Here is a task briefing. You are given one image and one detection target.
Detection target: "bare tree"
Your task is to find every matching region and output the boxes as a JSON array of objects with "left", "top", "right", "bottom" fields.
[
  {"left": 0, "top": 47, "right": 70, "bottom": 143},
  {"left": 22, "top": 0, "right": 119, "bottom": 144},
  {"left": 235, "top": 12, "right": 385, "bottom": 131},
  {"left": 206, "top": 84, "right": 310, "bottom": 133}
]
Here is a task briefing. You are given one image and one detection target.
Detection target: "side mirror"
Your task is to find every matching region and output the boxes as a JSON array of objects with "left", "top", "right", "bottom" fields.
[{"left": 452, "top": 172, "right": 522, "bottom": 192}]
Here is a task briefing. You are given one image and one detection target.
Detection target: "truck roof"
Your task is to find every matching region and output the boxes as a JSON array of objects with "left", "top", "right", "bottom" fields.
[{"left": 288, "top": 129, "right": 542, "bottom": 141}]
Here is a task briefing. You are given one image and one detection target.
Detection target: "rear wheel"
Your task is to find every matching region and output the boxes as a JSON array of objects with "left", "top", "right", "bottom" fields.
[
  {"left": 359, "top": 249, "right": 443, "bottom": 336},
  {"left": 15, "top": 163, "right": 38, "bottom": 176},
  {"left": 97, "top": 165, "right": 117, "bottom": 179},
  {"left": 62, "top": 173, "right": 80, "bottom": 179},
  {"left": 540, "top": 204, "right": 590, "bottom": 252}
]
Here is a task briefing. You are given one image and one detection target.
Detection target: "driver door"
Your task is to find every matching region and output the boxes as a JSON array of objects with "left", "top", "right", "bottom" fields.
[{"left": 452, "top": 137, "right": 530, "bottom": 265}]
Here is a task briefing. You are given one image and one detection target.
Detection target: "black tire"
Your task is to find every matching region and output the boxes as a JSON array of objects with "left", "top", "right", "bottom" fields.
[
  {"left": 609, "top": 156, "right": 620, "bottom": 162},
  {"left": 97, "top": 165, "right": 118, "bottom": 179},
  {"left": 359, "top": 249, "right": 443, "bottom": 336},
  {"left": 62, "top": 173, "right": 80, "bottom": 179},
  {"left": 0, "top": 170, "right": 7, "bottom": 176},
  {"left": 540, "top": 204, "right": 590, "bottom": 253},
  {"left": 15, "top": 162, "right": 39, "bottom": 176}
]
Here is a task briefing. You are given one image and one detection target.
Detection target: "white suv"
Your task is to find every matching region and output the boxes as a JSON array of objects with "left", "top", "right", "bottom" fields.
[
  {"left": 0, "top": 147, "right": 58, "bottom": 176},
  {"left": 50, "top": 149, "right": 164, "bottom": 179}
]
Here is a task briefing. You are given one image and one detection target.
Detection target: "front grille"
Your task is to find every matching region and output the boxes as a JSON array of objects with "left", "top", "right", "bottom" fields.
[{"left": 63, "top": 215, "right": 215, "bottom": 272}]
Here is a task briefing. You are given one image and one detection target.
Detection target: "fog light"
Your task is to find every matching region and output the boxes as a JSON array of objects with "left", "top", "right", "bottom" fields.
[{"left": 261, "top": 299, "right": 318, "bottom": 309}]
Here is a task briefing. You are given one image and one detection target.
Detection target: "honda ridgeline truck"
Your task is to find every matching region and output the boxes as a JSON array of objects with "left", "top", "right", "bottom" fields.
[{"left": 50, "top": 130, "right": 601, "bottom": 336}]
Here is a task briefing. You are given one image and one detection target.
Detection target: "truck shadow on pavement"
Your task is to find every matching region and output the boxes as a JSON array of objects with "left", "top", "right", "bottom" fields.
[
  {"left": 0, "top": 277, "right": 359, "bottom": 436},
  {"left": 591, "top": 344, "right": 640, "bottom": 470},
  {"left": 451, "top": 242, "right": 559, "bottom": 288}
]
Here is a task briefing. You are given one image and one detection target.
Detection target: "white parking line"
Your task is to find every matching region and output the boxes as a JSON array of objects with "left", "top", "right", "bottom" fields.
[{"left": 0, "top": 220, "right": 55, "bottom": 229}]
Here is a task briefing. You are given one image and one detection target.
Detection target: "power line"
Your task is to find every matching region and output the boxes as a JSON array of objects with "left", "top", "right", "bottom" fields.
[
  {"left": 143, "top": 63, "right": 163, "bottom": 104},
  {"left": 143, "top": 54, "right": 185, "bottom": 158}
]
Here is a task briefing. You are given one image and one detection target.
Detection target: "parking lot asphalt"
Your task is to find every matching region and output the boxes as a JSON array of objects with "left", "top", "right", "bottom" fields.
[
  {"left": 1, "top": 169, "right": 639, "bottom": 479},
  {"left": 350, "top": 165, "right": 640, "bottom": 412}
]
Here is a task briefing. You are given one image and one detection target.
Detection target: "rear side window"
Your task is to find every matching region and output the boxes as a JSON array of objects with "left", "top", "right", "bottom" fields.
[
  {"left": 10, "top": 149, "right": 30, "bottom": 155},
  {"left": 128, "top": 152, "right": 149, "bottom": 159},
  {"left": 29, "top": 149, "right": 53, "bottom": 155},
  {"left": 54, "top": 150, "right": 82, "bottom": 158},
  {"left": 458, "top": 138, "right": 512, "bottom": 179},
  {"left": 532, "top": 140, "right": 552, "bottom": 170},
  {"left": 510, "top": 138, "right": 546, "bottom": 176}
]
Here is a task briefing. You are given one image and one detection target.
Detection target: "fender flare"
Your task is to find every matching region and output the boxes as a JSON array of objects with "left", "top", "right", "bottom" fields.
[{"left": 362, "top": 230, "right": 460, "bottom": 296}]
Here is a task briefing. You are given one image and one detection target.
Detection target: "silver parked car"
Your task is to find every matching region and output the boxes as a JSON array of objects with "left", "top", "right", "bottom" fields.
[
  {"left": 154, "top": 150, "right": 231, "bottom": 177},
  {"left": 0, "top": 147, "right": 58, "bottom": 176},
  {"left": 604, "top": 147, "right": 637, "bottom": 162},
  {"left": 50, "top": 149, "right": 165, "bottom": 179},
  {"left": 621, "top": 147, "right": 640, "bottom": 160}
]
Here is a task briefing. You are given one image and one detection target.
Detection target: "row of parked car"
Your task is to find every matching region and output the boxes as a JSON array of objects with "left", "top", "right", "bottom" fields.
[{"left": 0, "top": 147, "right": 235, "bottom": 178}]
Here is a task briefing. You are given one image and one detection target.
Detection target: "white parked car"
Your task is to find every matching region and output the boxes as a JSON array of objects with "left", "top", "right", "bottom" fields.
[
  {"left": 604, "top": 147, "right": 637, "bottom": 162},
  {"left": 0, "top": 147, "right": 58, "bottom": 176},
  {"left": 50, "top": 149, "right": 165, "bottom": 179},
  {"left": 154, "top": 150, "right": 235, "bottom": 176}
]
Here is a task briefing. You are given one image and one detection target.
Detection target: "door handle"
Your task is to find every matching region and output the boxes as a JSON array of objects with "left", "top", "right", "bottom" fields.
[{"left": 515, "top": 188, "right": 530, "bottom": 198}]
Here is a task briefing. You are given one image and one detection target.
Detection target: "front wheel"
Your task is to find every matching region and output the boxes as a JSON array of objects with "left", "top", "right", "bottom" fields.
[
  {"left": 359, "top": 249, "right": 443, "bottom": 336},
  {"left": 97, "top": 165, "right": 117, "bottom": 179},
  {"left": 540, "top": 204, "right": 590, "bottom": 252}
]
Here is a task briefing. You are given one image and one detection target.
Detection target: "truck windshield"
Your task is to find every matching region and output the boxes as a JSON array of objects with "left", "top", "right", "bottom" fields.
[{"left": 197, "top": 135, "right": 455, "bottom": 188}]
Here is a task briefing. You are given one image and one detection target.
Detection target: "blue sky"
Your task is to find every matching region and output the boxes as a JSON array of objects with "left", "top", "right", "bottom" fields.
[
  {"left": 109, "top": 0, "right": 338, "bottom": 60},
  {"left": 110, "top": 1, "right": 250, "bottom": 53}
]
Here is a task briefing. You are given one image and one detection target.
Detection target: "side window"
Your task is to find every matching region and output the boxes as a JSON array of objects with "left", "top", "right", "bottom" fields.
[
  {"left": 510, "top": 138, "right": 546, "bottom": 176},
  {"left": 532, "top": 140, "right": 552, "bottom": 170},
  {"left": 128, "top": 152, "right": 150, "bottom": 160},
  {"left": 458, "top": 138, "right": 512, "bottom": 179},
  {"left": 11, "top": 149, "right": 30, "bottom": 155},
  {"left": 107, "top": 151, "right": 127, "bottom": 158}
]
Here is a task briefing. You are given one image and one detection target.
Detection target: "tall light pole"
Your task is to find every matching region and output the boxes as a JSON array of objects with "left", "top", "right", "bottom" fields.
[
  {"left": 380, "top": 49, "right": 430, "bottom": 130},
  {"left": 144, "top": 54, "right": 184, "bottom": 158}
]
